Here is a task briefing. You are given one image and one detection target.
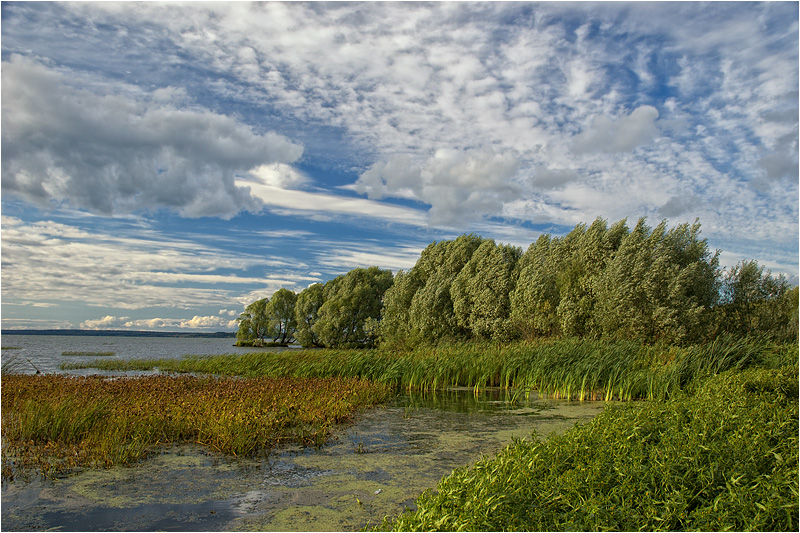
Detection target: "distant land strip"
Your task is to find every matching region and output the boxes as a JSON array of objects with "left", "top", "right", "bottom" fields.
[{"left": 1, "top": 329, "right": 235, "bottom": 338}]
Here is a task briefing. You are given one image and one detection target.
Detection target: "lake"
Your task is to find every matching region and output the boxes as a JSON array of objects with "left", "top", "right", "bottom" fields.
[
  {"left": 1, "top": 334, "right": 272, "bottom": 375},
  {"left": 1, "top": 335, "right": 607, "bottom": 531}
]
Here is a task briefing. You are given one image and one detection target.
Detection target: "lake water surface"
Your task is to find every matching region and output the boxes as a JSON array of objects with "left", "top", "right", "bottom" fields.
[
  {"left": 1, "top": 335, "right": 607, "bottom": 531},
  {"left": 1, "top": 334, "right": 266, "bottom": 375}
]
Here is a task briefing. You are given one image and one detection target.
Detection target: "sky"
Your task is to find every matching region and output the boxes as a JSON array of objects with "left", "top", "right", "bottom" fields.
[{"left": 1, "top": 1, "right": 798, "bottom": 332}]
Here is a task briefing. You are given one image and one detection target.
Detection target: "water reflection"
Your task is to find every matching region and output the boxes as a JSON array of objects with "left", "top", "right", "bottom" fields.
[{"left": 2, "top": 388, "right": 606, "bottom": 532}]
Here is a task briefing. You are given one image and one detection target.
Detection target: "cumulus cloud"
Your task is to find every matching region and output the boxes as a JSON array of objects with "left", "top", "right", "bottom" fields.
[
  {"left": 81, "top": 315, "right": 237, "bottom": 330},
  {"left": 355, "top": 147, "right": 521, "bottom": 225},
  {"left": 80, "top": 315, "right": 130, "bottom": 329},
  {"left": 1, "top": 55, "right": 303, "bottom": 219},
  {"left": 573, "top": 106, "right": 660, "bottom": 154},
  {"left": 529, "top": 167, "right": 581, "bottom": 191},
  {"left": 247, "top": 163, "right": 310, "bottom": 188}
]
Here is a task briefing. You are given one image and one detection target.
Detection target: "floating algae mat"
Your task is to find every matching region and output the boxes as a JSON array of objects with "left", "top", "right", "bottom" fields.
[{"left": 1, "top": 389, "right": 605, "bottom": 532}]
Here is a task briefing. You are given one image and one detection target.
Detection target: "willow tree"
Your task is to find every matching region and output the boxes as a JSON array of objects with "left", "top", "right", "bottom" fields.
[
  {"left": 236, "top": 298, "right": 271, "bottom": 342},
  {"left": 555, "top": 218, "right": 628, "bottom": 337},
  {"left": 592, "top": 218, "right": 719, "bottom": 344},
  {"left": 380, "top": 234, "right": 486, "bottom": 347},
  {"left": 510, "top": 234, "right": 560, "bottom": 338},
  {"left": 509, "top": 220, "right": 614, "bottom": 338},
  {"left": 294, "top": 283, "right": 325, "bottom": 347},
  {"left": 719, "top": 260, "right": 795, "bottom": 339},
  {"left": 267, "top": 288, "right": 297, "bottom": 344},
  {"left": 313, "top": 266, "right": 393, "bottom": 348},
  {"left": 452, "top": 239, "right": 522, "bottom": 340},
  {"left": 379, "top": 269, "right": 423, "bottom": 349}
]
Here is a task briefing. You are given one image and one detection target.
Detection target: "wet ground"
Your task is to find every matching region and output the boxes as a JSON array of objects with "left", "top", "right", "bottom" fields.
[{"left": 1, "top": 389, "right": 606, "bottom": 531}]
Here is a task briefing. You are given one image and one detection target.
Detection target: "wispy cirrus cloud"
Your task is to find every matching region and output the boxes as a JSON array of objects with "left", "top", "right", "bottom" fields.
[{"left": 0, "top": 215, "right": 306, "bottom": 311}]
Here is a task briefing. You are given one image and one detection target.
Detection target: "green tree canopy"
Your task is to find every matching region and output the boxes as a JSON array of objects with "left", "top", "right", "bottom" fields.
[
  {"left": 380, "top": 234, "right": 486, "bottom": 347},
  {"left": 294, "top": 283, "right": 325, "bottom": 347},
  {"left": 266, "top": 288, "right": 297, "bottom": 344},
  {"left": 593, "top": 218, "right": 719, "bottom": 343},
  {"left": 452, "top": 239, "right": 522, "bottom": 340},
  {"left": 719, "top": 260, "right": 796, "bottom": 340},
  {"left": 236, "top": 298, "right": 272, "bottom": 342},
  {"left": 313, "top": 266, "right": 394, "bottom": 348}
]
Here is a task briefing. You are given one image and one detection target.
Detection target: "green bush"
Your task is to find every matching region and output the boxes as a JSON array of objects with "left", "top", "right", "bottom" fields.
[{"left": 379, "top": 365, "right": 799, "bottom": 531}]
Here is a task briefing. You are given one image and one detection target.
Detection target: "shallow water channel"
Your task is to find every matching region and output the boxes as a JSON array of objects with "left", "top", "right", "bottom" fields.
[{"left": 2, "top": 388, "right": 605, "bottom": 532}]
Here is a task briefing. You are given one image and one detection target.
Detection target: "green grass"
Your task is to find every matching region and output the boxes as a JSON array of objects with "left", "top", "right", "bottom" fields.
[{"left": 377, "top": 364, "right": 799, "bottom": 531}]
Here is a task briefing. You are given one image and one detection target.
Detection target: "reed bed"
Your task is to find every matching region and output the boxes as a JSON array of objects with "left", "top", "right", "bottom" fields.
[
  {"left": 60, "top": 336, "right": 789, "bottom": 401},
  {"left": 1, "top": 374, "right": 388, "bottom": 480},
  {"left": 377, "top": 364, "right": 799, "bottom": 532}
]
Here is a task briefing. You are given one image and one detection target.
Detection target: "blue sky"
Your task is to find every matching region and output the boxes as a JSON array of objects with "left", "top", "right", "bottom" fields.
[{"left": 1, "top": 1, "right": 798, "bottom": 331}]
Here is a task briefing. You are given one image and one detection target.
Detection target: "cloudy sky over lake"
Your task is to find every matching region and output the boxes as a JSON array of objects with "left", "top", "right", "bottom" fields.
[{"left": 2, "top": 1, "right": 798, "bottom": 331}]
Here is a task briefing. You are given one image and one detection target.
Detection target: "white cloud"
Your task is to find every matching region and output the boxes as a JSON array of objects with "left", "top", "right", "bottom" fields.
[
  {"left": 236, "top": 177, "right": 428, "bottom": 226},
  {"left": 0, "top": 215, "right": 305, "bottom": 311},
  {"left": 247, "top": 163, "right": 310, "bottom": 189},
  {"left": 1, "top": 55, "right": 303, "bottom": 219},
  {"left": 79, "top": 315, "right": 237, "bottom": 330},
  {"left": 573, "top": 106, "right": 660, "bottom": 154},
  {"left": 311, "top": 241, "right": 424, "bottom": 273},
  {"left": 1, "top": 0, "right": 797, "bottom": 314},
  {"left": 80, "top": 315, "right": 130, "bottom": 329},
  {"left": 355, "top": 147, "right": 521, "bottom": 225}
]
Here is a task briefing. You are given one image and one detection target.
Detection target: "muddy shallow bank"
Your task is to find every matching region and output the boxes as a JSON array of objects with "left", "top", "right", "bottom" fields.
[{"left": 1, "top": 389, "right": 606, "bottom": 532}]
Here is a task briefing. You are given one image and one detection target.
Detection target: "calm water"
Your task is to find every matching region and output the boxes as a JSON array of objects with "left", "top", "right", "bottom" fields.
[
  {"left": 1, "top": 334, "right": 283, "bottom": 375},
  {"left": 1, "top": 335, "right": 607, "bottom": 531}
]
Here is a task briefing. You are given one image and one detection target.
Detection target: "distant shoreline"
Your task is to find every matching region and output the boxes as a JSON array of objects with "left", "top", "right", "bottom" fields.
[{"left": 1, "top": 329, "right": 235, "bottom": 338}]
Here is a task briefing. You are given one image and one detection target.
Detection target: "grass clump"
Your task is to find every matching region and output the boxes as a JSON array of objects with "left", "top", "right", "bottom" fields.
[
  {"left": 1, "top": 374, "right": 388, "bottom": 480},
  {"left": 378, "top": 365, "right": 799, "bottom": 532}
]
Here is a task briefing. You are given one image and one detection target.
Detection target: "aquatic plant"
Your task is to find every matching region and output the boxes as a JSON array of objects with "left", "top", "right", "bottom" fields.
[
  {"left": 378, "top": 365, "right": 799, "bottom": 532},
  {"left": 60, "top": 337, "right": 789, "bottom": 402},
  {"left": 1, "top": 374, "right": 388, "bottom": 480}
]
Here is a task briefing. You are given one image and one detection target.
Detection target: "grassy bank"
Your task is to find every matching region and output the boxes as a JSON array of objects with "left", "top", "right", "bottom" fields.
[
  {"left": 61, "top": 336, "right": 793, "bottom": 401},
  {"left": 1, "top": 374, "right": 388, "bottom": 480},
  {"left": 377, "top": 365, "right": 799, "bottom": 531}
]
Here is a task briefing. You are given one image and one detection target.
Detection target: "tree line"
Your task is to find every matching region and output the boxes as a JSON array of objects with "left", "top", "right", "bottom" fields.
[{"left": 236, "top": 217, "right": 798, "bottom": 348}]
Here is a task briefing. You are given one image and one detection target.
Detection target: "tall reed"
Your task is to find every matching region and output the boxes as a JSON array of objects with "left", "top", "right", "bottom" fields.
[{"left": 60, "top": 336, "right": 790, "bottom": 401}]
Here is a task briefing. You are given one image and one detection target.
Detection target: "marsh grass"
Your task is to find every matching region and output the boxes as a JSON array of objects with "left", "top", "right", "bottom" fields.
[
  {"left": 61, "top": 350, "right": 116, "bottom": 356},
  {"left": 60, "top": 336, "right": 787, "bottom": 401},
  {"left": 1, "top": 374, "right": 388, "bottom": 480},
  {"left": 2, "top": 354, "right": 27, "bottom": 375},
  {"left": 378, "top": 365, "right": 799, "bottom": 532}
]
